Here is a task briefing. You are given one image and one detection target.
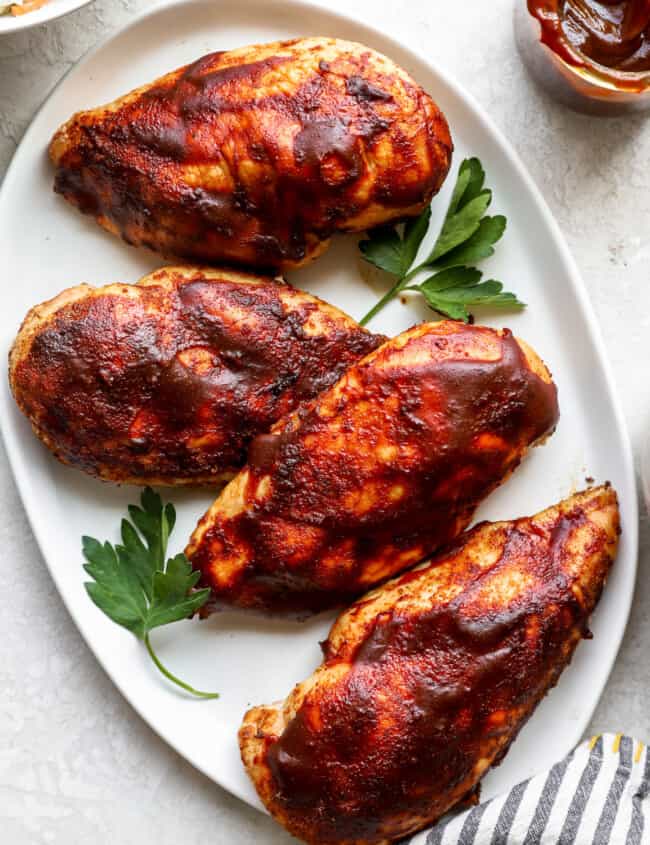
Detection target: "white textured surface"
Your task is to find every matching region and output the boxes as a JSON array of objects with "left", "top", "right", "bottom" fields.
[{"left": 0, "top": 1, "right": 648, "bottom": 842}]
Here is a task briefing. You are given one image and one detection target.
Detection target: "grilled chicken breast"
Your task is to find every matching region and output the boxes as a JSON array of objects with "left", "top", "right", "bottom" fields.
[
  {"left": 187, "top": 322, "right": 559, "bottom": 613},
  {"left": 240, "top": 485, "right": 620, "bottom": 845},
  {"left": 9, "top": 266, "right": 382, "bottom": 485},
  {"left": 49, "top": 37, "right": 452, "bottom": 271}
]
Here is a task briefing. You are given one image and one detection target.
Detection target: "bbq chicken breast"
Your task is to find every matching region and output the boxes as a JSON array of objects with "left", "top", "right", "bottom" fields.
[
  {"left": 240, "top": 485, "right": 620, "bottom": 845},
  {"left": 9, "top": 266, "right": 382, "bottom": 485},
  {"left": 49, "top": 37, "right": 452, "bottom": 271},
  {"left": 187, "top": 322, "right": 560, "bottom": 613}
]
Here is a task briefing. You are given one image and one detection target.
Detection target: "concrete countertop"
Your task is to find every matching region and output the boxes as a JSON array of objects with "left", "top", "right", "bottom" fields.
[{"left": 1, "top": 1, "right": 649, "bottom": 841}]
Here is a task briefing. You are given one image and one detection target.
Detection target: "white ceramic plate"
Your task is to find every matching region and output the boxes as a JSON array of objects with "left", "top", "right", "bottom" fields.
[
  {"left": 0, "top": 0, "right": 93, "bottom": 35},
  {"left": 0, "top": 0, "right": 638, "bottom": 814}
]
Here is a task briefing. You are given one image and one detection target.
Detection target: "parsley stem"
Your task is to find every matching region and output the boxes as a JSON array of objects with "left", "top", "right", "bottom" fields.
[
  {"left": 402, "top": 264, "right": 425, "bottom": 284},
  {"left": 359, "top": 276, "right": 409, "bottom": 326},
  {"left": 359, "top": 262, "right": 433, "bottom": 326},
  {"left": 144, "top": 633, "right": 220, "bottom": 699}
]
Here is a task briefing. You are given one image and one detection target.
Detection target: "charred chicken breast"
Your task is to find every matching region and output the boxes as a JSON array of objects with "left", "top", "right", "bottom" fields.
[
  {"left": 9, "top": 266, "right": 382, "bottom": 485},
  {"left": 49, "top": 37, "right": 452, "bottom": 271},
  {"left": 240, "top": 485, "right": 620, "bottom": 845},
  {"left": 187, "top": 322, "right": 559, "bottom": 613}
]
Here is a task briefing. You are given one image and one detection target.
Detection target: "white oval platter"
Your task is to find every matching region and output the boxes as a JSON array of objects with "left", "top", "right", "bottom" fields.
[{"left": 0, "top": 0, "right": 638, "bottom": 814}]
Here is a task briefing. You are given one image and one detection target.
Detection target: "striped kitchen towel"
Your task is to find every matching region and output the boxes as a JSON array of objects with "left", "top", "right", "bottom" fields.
[{"left": 407, "top": 734, "right": 650, "bottom": 845}]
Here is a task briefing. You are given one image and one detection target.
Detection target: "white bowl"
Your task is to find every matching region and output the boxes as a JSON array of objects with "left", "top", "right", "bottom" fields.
[{"left": 0, "top": 0, "right": 93, "bottom": 34}]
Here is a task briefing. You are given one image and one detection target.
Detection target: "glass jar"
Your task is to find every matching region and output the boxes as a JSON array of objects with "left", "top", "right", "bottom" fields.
[{"left": 514, "top": 1, "right": 650, "bottom": 115}]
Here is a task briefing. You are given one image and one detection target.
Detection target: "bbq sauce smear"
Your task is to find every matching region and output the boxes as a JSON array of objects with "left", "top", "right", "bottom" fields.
[
  {"left": 263, "top": 500, "right": 607, "bottom": 843},
  {"left": 50, "top": 41, "right": 453, "bottom": 270},
  {"left": 190, "top": 325, "right": 560, "bottom": 615},
  {"left": 11, "top": 271, "right": 382, "bottom": 483},
  {"left": 529, "top": 0, "right": 650, "bottom": 85}
]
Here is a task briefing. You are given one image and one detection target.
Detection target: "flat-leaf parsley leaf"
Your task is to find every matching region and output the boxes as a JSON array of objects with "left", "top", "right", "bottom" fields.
[
  {"left": 83, "top": 488, "right": 218, "bottom": 699},
  {"left": 358, "top": 158, "right": 523, "bottom": 325}
]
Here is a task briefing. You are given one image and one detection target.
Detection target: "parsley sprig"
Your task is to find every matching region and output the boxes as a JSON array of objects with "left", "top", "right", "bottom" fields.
[
  {"left": 83, "top": 488, "right": 218, "bottom": 699},
  {"left": 358, "top": 157, "right": 525, "bottom": 325}
]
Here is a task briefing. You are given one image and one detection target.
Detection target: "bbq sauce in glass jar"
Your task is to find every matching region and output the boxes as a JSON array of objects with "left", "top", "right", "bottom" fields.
[{"left": 515, "top": 1, "right": 650, "bottom": 113}]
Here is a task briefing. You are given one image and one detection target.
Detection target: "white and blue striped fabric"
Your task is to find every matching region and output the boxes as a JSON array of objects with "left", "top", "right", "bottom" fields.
[{"left": 407, "top": 734, "right": 650, "bottom": 845}]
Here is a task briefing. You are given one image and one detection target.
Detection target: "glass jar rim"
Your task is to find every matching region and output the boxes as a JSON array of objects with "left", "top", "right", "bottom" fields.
[{"left": 548, "top": 41, "right": 650, "bottom": 91}]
